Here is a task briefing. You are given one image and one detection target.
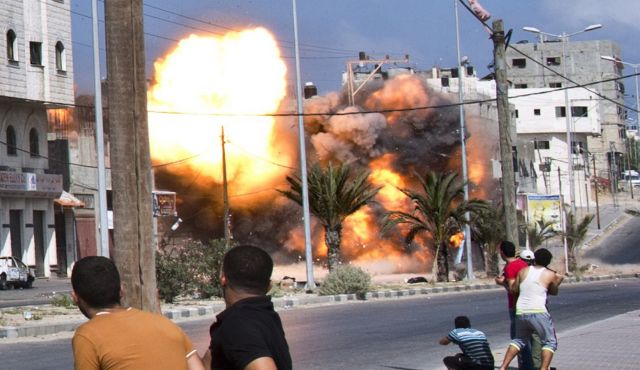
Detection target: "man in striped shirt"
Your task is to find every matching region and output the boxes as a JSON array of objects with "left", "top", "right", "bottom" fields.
[{"left": 439, "top": 316, "right": 495, "bottom": 370}]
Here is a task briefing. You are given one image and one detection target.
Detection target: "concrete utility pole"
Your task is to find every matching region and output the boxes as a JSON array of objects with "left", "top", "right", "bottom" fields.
[
  {"left": 221, "top": 126, "right": 231, "bottom": 246},
  {"left": 104, "top": 0, "right": 158, "bottom": 311},
  {"left": 492, "top": 20, "right": 519, "bottom": 245}
]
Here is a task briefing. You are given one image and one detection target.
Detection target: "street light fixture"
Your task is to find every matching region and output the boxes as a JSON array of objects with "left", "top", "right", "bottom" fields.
[{"left": 523, "top": 24, "right": 603, "bottom": 215}]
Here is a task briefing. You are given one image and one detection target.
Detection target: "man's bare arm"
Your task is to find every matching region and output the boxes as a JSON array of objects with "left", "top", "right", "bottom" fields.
[
  {"left": 200, "top": 350, "right": 211, "bottom": 370},
  {"left": 187, "top": 352, "right": 206, "bottom": 370}
]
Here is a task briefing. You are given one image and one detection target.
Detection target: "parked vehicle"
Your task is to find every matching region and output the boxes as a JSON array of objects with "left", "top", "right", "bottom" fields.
[
  {"left": 0, "top": 256, "right": 36, "bottom": 289},
  {"left": 621, "top": 171, "right": 640, "bottom": 190}
]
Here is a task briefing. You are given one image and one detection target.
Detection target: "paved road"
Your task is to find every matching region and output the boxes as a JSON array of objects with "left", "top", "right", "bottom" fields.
[
  {"left": 0, "top": 278, "right": 71, "bottom": 308},
  {"left": 2, "top": 279, "right": 638, "bottom": 370},
  {"left": 584, "top": 215, "right": 640, "bottom": 264}
]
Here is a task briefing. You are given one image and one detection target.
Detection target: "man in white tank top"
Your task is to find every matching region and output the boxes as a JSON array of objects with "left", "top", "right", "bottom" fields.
[{"left": 498, "top": 248, "right": 564, "bottom": 370}]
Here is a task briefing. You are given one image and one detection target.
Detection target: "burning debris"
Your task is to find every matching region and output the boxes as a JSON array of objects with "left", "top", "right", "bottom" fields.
[{"left": 147, "top": 28, "right": 498, "bottom": 274}]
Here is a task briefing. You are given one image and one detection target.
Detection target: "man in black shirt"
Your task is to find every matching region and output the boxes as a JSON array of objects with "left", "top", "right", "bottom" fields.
[{"left": 202, "top": 245, "right": 292, "bottom": 370}]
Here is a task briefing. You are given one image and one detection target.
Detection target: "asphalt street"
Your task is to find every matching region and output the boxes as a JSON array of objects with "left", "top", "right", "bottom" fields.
[{"left": 2, "top": 279, "right": 639, "bottom": 370}]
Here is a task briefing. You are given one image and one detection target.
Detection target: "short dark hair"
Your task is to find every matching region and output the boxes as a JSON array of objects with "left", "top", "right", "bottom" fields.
[
  {"left": 71, "top": 256, "right": 121, "bottom": 308},
  {"left": 534, "top": 248, "right": 553, "bottom": 267},
  {"left": 454, "top": 316, "right": 471, "bottom": 329},
  {"left": 499, "top": 241, "right": 516, "bottom": 257},
  {"left": 223, "top": 245, "right": 273, "bottom": 295}
]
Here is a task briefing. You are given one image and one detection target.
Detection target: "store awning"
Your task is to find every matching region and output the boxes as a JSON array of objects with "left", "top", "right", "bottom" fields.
[{"left": 54, "top": 191, "right": 85, "bottom": 208}]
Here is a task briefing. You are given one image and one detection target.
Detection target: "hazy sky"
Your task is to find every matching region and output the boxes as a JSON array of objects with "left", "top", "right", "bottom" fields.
[{"left": 71, "top": 0, "right": 640, "bottom": 105}]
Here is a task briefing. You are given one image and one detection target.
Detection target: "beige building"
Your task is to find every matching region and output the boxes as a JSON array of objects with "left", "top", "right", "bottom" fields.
[{"left": 0, "top": 0, "right": 73, "bottom": 277}]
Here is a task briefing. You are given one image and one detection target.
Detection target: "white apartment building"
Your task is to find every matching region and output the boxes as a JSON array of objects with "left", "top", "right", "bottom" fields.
[
  {"left": 510, "top": 88, "right": 602, "bottom": 207},
  {"left": 0, "top": 0, "right": 74, "bottom": 277}
]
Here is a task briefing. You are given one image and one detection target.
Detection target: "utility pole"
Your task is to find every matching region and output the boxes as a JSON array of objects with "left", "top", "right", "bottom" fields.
[
  {"left": 104, "top": 0, "right": 157, "bottom": 311},
  {"left": 221, "top": 126, "right": 231, "bottom": 246},
  {"left": 492, "top": 19, "right": 518, "bottom": 244},
  {"left": 592, "top": 155, "right": 601, "bottom": 229}
]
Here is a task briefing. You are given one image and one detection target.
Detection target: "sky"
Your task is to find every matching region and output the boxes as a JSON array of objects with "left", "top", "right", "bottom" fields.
[{"left": 70, "top": 0, "right": 640, "bottom": 110}]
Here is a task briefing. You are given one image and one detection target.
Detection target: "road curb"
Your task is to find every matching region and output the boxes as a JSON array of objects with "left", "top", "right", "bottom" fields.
[{"left": 1, "top": 273, "right": 637, "bottom": 340}]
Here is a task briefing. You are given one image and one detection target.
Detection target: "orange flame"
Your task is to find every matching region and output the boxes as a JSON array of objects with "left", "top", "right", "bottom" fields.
[
  {"left": 147, "top": 29, "right": 296, "bottom": 205},
  {"left": 449, "top": 232, "right": 464, "bottom": 248}
]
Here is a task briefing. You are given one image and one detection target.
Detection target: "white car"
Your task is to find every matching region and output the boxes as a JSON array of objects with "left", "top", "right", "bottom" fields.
[
  {"left": 0, "top": 256, "right": 36, "bottom": 289},
  {"left": 621, "top": 173, "right": 640, "bottom": 190}
]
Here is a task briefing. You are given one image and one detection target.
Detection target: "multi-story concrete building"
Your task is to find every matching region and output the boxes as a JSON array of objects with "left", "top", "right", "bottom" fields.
[
  {"left": 510, "top": 88, "right": 602, "bottom": 207},
  {"left": 506, "top": 39, "right": 627, "bottom": 175},
  {"left": 0, "top": 0, "right": 73, "bottom": 277}
]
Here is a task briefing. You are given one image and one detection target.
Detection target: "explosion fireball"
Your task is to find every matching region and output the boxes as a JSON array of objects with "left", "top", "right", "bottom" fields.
[{"left": 148, "top": 28, "right": 498, "bottom": 274}]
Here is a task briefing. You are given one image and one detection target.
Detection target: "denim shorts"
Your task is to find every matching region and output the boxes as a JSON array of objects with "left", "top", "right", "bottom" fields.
[{"left": 511, "top": 312, "right": 557, "bottom": 352}]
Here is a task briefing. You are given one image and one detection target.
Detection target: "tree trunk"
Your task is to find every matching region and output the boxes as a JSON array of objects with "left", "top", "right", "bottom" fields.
[
  {"left": 484, "top": 243, "right": 500, "bottom": 277},
  {"left": 105, "top": 0, "right": 157, "bottom": 311},
  {"left": 568, "top": 246, "right": 578, "bottom": 273},
  {"left": 325, "top": 225, "right": 342, "bottom": 272},
  {"left": 437, "top": 241, "right": 449, "bottom": 282}
]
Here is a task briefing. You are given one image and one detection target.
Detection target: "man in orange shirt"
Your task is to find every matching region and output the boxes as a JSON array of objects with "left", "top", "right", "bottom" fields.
[{"left": 71, "top": 256, "right": 204, "bottom": 370}]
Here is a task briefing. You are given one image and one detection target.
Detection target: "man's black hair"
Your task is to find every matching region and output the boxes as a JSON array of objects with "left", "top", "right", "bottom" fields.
[
  {"left": 71, "top": 256, "right": 121, "bottom": 308},
  {"left": 499, "top": 240, "right": 516, "bottom": 257},
  {"left": 534, "top": 248, "right": 553, "bottom": 267},
  {"left": 223, "top": 245, "right": 273, "bottom": 295},
  {"left": 454, "top": 316, "right": 471, "bottom": 329}
]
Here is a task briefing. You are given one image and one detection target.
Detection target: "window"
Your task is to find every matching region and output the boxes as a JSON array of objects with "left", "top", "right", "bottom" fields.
[
  {"left": 534, "top": 140, "right": 550, "bottom": 150},
  {"left": 441, "top": 77, "right": 449, "bottom": 87},
  {"left": 571, "top": 141, "right": 584, "bottom": 154},
  {"left": 512, "top": 58, "right": 526, "bottom": 68},
  {"left": 515, "top": 109, "right": 519, "bottom": 118},
  {"left": 534, "top": 108, "right": 541, "bottom": 116},
  {"left": 6, "top": 30, "right": 17, "bottom": 62},
  {"left": 514, "top": 83, "right": 528, "bottom": 89},
  {"left": 55, "top": 41, "right": 66, "bottom": 71},
  {"left": 571, "top": 106, "right": 588, "bottom": 117},
  {"left": 6, "top": 126, "right": 17, "bottom": 156},
  {"left": 555, "top": 106, "right": 566, "bottom": 118},
  {"left": 29, "top": 42, "right": 42, "bottom": 66},
  {"left": 546, "top": 57, "right": 561, "bottom": 66},
  {"left": 29, "top": 128, "right": 39, "bottom": 157},
  {"left": 549, "top": 82, "right": 562, "bottom": 88}
]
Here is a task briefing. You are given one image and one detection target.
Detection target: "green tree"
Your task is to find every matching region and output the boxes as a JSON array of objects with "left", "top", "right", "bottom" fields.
[
  {"left": 470, "top": 203, "right": 505, "bottom": 277},
  {"left": 383, "top": 171, "right": 488, "bottom": 282},
  {"left": 562, "top": 209, "right": 594, "bottom": 273},
  {"left": 527, "top": 219, "right": 559, "bottom": 250},
  {"left": 279, "top": 163, "right": 380, "bottom": 272}
]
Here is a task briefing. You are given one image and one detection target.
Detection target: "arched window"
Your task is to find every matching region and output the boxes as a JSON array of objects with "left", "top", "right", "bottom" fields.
[
  {"left": 55, "top": 41, "right": 66, "bottom": 71},
  {"left": 6, "top": 126, "right": 17, "bottom": 156},
  {"left": 6, "top": 30, "right": 17, "bottom": 61},
  {"left": 29, "top": 128, "right": 39, "bottom": 157}
]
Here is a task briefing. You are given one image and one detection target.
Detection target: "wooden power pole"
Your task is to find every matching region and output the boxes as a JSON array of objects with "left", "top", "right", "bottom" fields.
[
  {"left": 104, "top": 0, "right": 158, "bottom": 311},
  {"left": 492, "top": 20, "right": 519, "bottom": 245}
]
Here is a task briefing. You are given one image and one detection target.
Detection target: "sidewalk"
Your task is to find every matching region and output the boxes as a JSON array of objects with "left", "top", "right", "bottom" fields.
[{"left": 490, "top": 307, "right": 640, "bottom": 370}]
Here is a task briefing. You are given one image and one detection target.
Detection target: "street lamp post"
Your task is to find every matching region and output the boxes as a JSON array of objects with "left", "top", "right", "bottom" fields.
[
  {"left": 523, "top": 24, "right": 602, "bottom": 216},
  {"left": 454, "top": 0, "right": 474, "bottom": 280},
  {"left": 291, "top": 0, "right": 316, "bottom": 289}
]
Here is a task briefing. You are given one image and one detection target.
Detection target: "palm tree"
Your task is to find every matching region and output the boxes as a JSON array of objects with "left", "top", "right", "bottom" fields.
[
  {"left": 470, "top": 203, "right": 505, "bottom": 277},
  {"left": 562, "top": 208, "right": 595, "bottom": 273},
  {"left": 383, "top": 171, "right": 488, "bottom": 282},
  {"left": 279, "top": 163, "right": 380, "bottom": 272},
  {"left": 527, "top": 219, "right": 559, "bottom": 250}
]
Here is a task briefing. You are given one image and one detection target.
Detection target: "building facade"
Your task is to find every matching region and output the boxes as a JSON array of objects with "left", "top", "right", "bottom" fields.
[
  {"left": 506, "top": 39, "right": 627, "bottom": 174},
  {"left": 0, "top": 0, "right": 73, "bottom": 276},
  {"left": 510, "top": 88, "right": 602, "bottom": 207}
]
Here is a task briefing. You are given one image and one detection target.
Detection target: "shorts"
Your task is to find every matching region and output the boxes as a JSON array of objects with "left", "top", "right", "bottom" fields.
[{"left": 511, "top": 312, "right": 557, "bottom": 353}]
